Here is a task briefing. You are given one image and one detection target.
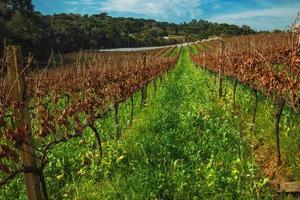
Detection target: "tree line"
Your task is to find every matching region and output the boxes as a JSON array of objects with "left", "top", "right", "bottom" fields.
[{"left": 0, "top": 0, "right": 257, "bottom": 61}]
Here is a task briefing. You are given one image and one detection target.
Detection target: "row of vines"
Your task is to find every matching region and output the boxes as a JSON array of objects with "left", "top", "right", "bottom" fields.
[
  {"left": 190, "top": 32, "right": 300, "bottom": 169},
  {"left": 0, "top": 45, "right": 181, "bottom": 199}
]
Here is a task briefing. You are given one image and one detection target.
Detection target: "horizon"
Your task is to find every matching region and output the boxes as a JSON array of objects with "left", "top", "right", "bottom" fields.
[{"left": 32, "top": 0, "right": 300, "bottom": 31}]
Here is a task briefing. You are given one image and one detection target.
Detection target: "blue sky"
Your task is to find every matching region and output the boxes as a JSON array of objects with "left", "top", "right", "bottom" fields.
[{"left": 32, "top": 0, "right": 300, "bottom": 31}]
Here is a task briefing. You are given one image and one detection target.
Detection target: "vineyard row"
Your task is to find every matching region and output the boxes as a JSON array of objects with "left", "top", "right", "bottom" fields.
[{"left": 0, "top": 45, "right": 181, "bottom": 199}]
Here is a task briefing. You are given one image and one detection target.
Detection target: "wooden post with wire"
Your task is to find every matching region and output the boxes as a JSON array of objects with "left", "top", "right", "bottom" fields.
[{"left": 5, "top": 45, "right": 43, "bottom": 200}]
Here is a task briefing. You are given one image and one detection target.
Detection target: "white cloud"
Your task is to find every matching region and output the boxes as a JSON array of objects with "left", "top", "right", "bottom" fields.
[
  {"left": 65, "top": 0, "right": 203, "bottom": 21},
  {"left": 210, "top": 7, "right": 300, "bottom": 30},
  {"left": 62, "top": 0, "right": 299, "bottom": 30},
  {"left": 66, "top": 0, "right": 99, "bottom": 6},
  {"left": 64, "top": 0, "right": 102, "bottom": 14}
]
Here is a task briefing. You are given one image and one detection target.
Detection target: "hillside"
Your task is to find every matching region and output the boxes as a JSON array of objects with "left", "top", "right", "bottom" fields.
[{"left": 0, "top": 1, "right": 255, "bottom": 61}]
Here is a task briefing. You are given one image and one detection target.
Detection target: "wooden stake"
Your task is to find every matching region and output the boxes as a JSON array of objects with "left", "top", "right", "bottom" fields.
[
  {"left": 279, "top": 181, "right": 300, "bottom": 193},
  {"left": 274, "top": 97, "right": 285, "bottom": 165},
  {"left": 5, "top": 45, "right": 43, "bottom": 200}
]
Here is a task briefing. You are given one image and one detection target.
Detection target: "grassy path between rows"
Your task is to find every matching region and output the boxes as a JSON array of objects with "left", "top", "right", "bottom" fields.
[
  {"left": 2, "top": 47, "right": 298, "bottom": 200},
  {"left": 67, "top": 48, "right": 280, "bottom": 199}
]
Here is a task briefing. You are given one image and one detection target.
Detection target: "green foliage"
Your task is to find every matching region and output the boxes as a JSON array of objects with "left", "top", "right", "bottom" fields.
[
  {"left": 5, "top": 0, "right": 34, "bottom": 13},
  {"left": 2, "top": 47, "right": 299, "bottom": 199},
  {"left": 73, "top": 48, "right": 270, "bottom": 199},
  {"left": 63, "top": 49, "right": 271, "bottom": 199},
  {"left": 6, "top": 11, "right": 51, "bottom": 58},
  {"left": 0, "top": 1, "right": 257, "bottom": 61}
]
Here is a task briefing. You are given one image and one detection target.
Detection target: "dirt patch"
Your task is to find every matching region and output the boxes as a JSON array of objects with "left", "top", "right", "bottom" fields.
[{"left": 254, "top": 144, "right": 286, "bottom": 190}]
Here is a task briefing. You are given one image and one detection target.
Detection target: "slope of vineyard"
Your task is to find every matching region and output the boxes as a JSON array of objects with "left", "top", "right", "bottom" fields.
[
  {"left": 53, "top": 47, "right": 282, "bottom": 199},
  {"left": 0, "top": 46, "right": 180, "bottom": 199},
  {"left": 2, "top": 0, "right": 300, "bottom": 198},
  {"left": 0, "top": 40, "right": 299, "bottom": 199},
  {"left": 190, "top": 34, "right": 300, "bottom": 191},
  {"left": 191, "top": 33, "right": 300, "bottom": 110}
]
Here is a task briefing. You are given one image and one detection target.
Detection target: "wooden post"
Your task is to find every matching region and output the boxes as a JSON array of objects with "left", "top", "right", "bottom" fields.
[
  {"left": 274, "top": 97, "right": 285, "bottom": 165},
  {"left": 5, "top": 45, "right": 43, "bottom": 200},
  {"left": 218, "top": 40, "right": 225, "bottom": 99},
  {"left": 279, "top": 181, "right": 300, "bottom": 193}
]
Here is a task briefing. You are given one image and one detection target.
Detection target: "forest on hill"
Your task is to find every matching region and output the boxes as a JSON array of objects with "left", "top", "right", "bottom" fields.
[{"left": 0, "top": 0, "right": 257, "bottom": 61}]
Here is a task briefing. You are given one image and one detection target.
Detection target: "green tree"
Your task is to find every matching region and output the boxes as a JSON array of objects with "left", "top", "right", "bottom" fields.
[
  {"left": 7, "top": 0, "right": 34, "bottom": 12},
  {"left": 7, "top": 11, "right": 52, "bottom": 59},
  {"left": 0, "top": 1, "right": 7, "bottom": 37},
  {"left": 0, "top": 1, "right": 7, "bottom": 57}
]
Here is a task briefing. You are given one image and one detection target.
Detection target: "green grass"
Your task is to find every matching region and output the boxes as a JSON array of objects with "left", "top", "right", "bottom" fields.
[
  {"left": 188, "top": 44, "right": 199, "bottom": 55},
  {"left": 218, "top": 73, "right": 300, "bottom": 181},
  {"left": 64, "top": 48, "right": 273, "bottom": 199},
  {"left": 170, "top": 47, "right": 180, "bottom": 57},
  {"left": 1, "top": 47, "right": 299, "bottom": 200},
  {"left": 190, "top": 42, "right": 300, "bottom": 183}
]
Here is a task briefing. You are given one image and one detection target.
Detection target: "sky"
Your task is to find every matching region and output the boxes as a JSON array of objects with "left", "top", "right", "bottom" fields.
[{"left": 32, "top": 0, "right": 300, "bottom": 31}]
